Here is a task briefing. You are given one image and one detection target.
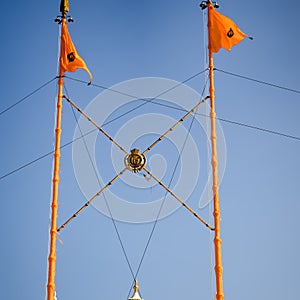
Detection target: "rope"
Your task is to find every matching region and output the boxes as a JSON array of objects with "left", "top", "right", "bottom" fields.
[
  {"left": 140, "top": 79, "right": 213, "bottom": 230},
  {"left": 143, "top": 167, "right": 214, "bottom": 230},
  {"left": 63, "top": 85, "right": 136, "bottom": 279},
  {"left": 2, "top": 68, "right": 300, "bottom": 182},
  {"left": 62, "top": 95, "right": 129, "bottom": 155},
  {"left": 64, "top": 69, "right": 207, "bottom": 127},
  {"left": 126, "top": 79, "right": 211, "bottom": 298},
  {"left": 57, "top": 168, "right": 127, "bottom": 232},
  {"left": 0, "top": 77, "right": 57, "bottom": 116},
  {"left": 2, "top": 101, "right": 300, "bottom": 182},
  {"left": 217, "top": 117, "right": 300, "bottom": 140},
  {"left": 142, "top": 96, "right": 210, "bottom": 155},
  {"left": 133, "top": 100, "right": 300, "bottom": 142},
  {"left": 215, "top": 68, "right": 300, "bottom": 94},
  {"left": 65, "top": 69, "right": 207, "bottom": 96}
]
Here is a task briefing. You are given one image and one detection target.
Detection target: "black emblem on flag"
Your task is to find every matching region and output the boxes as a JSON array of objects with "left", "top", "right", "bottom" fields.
[
  {"left": 227, "top": 28, "right": 234, "bottom": 38},
  {"left": 67, "top": 52, "right": 75, "bottom": 62}
]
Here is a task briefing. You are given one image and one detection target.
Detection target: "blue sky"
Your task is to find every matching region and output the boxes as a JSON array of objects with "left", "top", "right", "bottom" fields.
[{"left": 0, "top": 1, "right": 299, "bottom": 300}]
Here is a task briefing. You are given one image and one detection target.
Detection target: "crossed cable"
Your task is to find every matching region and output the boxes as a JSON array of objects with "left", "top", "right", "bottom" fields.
[{"left": 57, "top": 95, "right": 214, "bottom": 232}]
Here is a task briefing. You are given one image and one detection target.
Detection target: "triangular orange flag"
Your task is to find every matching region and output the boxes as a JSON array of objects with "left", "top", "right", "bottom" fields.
[
  {"left": 208, "top": 5, "right": 250, "bottom": 53},
  {"left": 60, "top": 21, "right": 92, "bottom": 83}
]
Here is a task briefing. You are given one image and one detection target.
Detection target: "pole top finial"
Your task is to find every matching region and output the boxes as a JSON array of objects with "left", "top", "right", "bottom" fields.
[
  {"left": 128, "top": 280, "right": 143, "bottom": 300},
  {"left": 60, "top": 0, "right": 69, "bottom": 15},
  {"left": 134, "top": 279, "right": 139, "bottom": 291},
  {"left": 55, "top": 0, "right": 73, "bottom": 23}
]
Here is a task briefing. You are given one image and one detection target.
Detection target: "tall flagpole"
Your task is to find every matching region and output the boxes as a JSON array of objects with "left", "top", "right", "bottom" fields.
[
  {"left": 46, "top": 2, "right": 69, "bottom": 299},
  {"left": 206, "top": 1, "right": 224, "bottom": 300}
]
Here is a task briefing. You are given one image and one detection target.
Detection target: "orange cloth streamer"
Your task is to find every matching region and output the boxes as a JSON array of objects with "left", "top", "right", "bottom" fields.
[
  {"left": 208, "top": 5, "right": 249, "bottom": 53},
  {"left": 60, "top": 21, "right": 92, "bottom": 83}
]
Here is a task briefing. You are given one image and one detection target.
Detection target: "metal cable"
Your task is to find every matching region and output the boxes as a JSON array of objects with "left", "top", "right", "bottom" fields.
[
  {"left": 2, "top": 69, "right": 300, "bottom": 182},
  {"left": 0, "top": 77, "right": 57, "bottom": 116},
  {"left": 127, "top": 79, "right": 211, "bottom": 298},
  {"left": 64, "top": 69, "right": 208, "bottom": 127},
  {"left": 63, "top": 95, "right": 129, "bottom": 155},
  {"left": 215, "top": 68, "right": 300, "bottom": 94},
  {"left": 62, "top": 85, "right": 136, "bottom": 279},
  {"left": 2, "top": 99, "right": 300, "bottom": 182},
  {"left": 142, "top": 96, "right": 210, "bottom": 156},
  {"left": 57, "top": 167, "right": 127, "bottom": 232},
  {"left": 143, "top": 167, "right": 214, "bottom": 230}
]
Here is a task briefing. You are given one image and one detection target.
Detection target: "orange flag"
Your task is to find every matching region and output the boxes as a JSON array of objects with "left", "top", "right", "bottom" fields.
[
  {"left": 208, "top": 5, "right": 250, "bottom": 53},
  {"left": 60, "top": 21, "right": 92, "bottom": 83}
]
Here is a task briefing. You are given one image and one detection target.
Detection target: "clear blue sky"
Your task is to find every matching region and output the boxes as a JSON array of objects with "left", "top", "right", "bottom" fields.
[{"left": 0, "top": 1, "right": 299, "bottom": 300}]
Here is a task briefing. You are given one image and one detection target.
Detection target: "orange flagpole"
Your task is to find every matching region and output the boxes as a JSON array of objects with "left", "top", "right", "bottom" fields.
[
  {"left": 207, "top": 1, "right": 224, "bottom": 300},
  {"left": 46, "top": 73, "right": 63, "bottom": 300},
  {"left": 46, "top": 3, "right": 68, "bottom": 299}
]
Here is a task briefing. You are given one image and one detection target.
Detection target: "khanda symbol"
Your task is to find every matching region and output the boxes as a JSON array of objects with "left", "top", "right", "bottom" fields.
[
  {"left": 67, "top": 52, "right": 76, "bottom": 62},
  {"left": 227, "top": 28, "right": 234, "bottom": 38},
  {"left": 125, "top": 149, "right": 146, "bottom": 173}
]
